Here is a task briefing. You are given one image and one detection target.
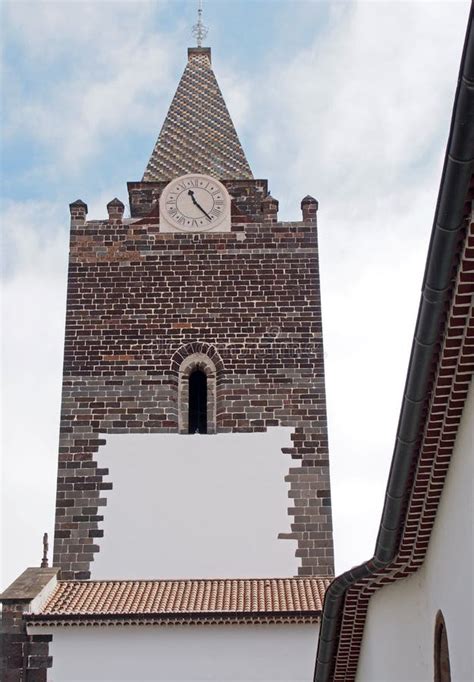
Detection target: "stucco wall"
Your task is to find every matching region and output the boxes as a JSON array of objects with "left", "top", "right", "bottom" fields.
[
  {"left": 43, "top": 623, "right": 319, "bottom": 681},
  {"left": 92, "top": 428, "right": 299, "bottom": 579},
  {"left": 357, "top": 380, "right": 474, "bottom": 681}
]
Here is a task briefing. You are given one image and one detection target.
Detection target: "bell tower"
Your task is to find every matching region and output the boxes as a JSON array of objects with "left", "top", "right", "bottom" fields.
[{"left": 53, "top": 40, "right": 334, "bottom": 581}]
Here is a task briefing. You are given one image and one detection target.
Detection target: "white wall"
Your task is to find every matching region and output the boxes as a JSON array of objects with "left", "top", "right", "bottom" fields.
[
  {"left": 357, "top": 380, "right": 474, "bottom": 681},
  {"left": 43, "top": 622, "right": 319, "bottom": 682},
  {"left": 93, "top": 428, "right": 299, "bottom": 579}
]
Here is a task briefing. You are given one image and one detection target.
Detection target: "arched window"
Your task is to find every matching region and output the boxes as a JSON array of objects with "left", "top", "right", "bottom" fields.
[
  {"left": 434, "top": 610, "right": 451, "bottom": 682},
  {"left": 175, "top": 352, "right": 218, "bottom": 434},
  {"left": 188, "top": 369, "right": 208, "bottom": 434}
]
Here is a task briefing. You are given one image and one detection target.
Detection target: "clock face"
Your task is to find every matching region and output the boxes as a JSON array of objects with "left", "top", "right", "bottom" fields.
[{"left": 160, "top": 174, "right": 230, "bottom": 231}]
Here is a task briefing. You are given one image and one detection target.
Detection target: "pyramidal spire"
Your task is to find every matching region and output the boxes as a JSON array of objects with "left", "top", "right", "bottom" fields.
[{"left": 143, "top": 46, "right": 253, "bottom": 182}]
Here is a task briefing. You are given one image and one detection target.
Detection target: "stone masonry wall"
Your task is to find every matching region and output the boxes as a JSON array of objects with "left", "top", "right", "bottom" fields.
[
  {"left": 54, "top": 197, "right": 334, "bottom": 579},
  {"left": 1, "top": 603, "right": 52, "bottom": 682},
  {"left": 128, "top": 179, "right": 268, "bottom": 220}
]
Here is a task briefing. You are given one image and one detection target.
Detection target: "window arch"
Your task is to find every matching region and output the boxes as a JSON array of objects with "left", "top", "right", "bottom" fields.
[
  {"left": 177, "top": 352, "right": 217, "bottom": 434},
  {"left": 434, "top": 610, "right": 451, "bottom": 682}
]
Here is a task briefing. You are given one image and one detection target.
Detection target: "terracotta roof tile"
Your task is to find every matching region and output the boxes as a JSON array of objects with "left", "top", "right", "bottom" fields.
[{"left": 27, "top": 578, "right": 330, "bottom": 626}]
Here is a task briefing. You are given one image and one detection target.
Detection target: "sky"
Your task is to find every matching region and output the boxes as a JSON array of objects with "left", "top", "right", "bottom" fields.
[{"left": 1, "top": 0, "right": 471, "bottom": 589}]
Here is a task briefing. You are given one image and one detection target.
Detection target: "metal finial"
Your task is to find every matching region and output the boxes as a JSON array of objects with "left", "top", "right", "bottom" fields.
[
  {"left": 192, "top": 0, "right": 208, "bottom": 48},
  {"left": 41, "top": 532, "right": 49, "bottom": 568}
]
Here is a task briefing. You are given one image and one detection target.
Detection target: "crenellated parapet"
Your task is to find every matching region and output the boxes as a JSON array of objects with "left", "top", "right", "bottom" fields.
[
  {"left": 69, "top": 199, "right": 88, "bottom": 226},
  {"left": 261, "top": 194, "right": 279, "bottom": 223},
  {"left": 68, "top": 193, "right": 320, "bottom": 234},
  {"left": 301, "top": 195, "right": 319, "bottom": 224}
]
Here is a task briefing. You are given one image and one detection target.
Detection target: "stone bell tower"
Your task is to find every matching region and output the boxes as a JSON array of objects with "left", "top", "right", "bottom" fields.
[{"left": 53, "top": 43, "right": 334, "bottom": 581}]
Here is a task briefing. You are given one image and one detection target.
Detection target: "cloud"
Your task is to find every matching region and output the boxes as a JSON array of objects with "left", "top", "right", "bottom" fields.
[
  {"left": 246, "top": 1, "right": 465, "bottom": 213},
  {"left": 1, "top": 200, "right": 69, "bottom": 585},
  {"left": 2, "top": 1, "right": 180, "bottom": 173},
  {"left": 2, "top": 200, "right": 68, "bottom": 275}
]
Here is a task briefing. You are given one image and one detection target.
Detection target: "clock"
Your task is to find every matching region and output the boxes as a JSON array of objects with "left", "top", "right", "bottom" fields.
[{"left": 159, "top": 174, "right": 231, "bottom": 233}]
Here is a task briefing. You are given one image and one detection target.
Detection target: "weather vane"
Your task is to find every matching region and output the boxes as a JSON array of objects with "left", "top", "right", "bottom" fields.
[{"left": 192, "top": 0, "right": 208, "bottom": 48}]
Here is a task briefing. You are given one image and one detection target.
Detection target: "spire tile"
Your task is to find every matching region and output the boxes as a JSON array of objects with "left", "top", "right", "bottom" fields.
[{"left": 143, "top": 48, "right": 253, "bottom": 181}]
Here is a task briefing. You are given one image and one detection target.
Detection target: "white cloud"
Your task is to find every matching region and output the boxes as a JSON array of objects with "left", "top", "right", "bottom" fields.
[
  {"left": 2, "top": 1, "right": 166, "bottom": 63},
  {"left": 1, "top": 200, "right": 69, "bottom": 586},
  {"left": 2, "top": 0, "right": 181, "bottom": 171},
  {"left": 2, "top": 200, "right": 68, "bottom": 275},
  {"left": 247, "top": 1, "right": 465, "bottom": 212}
]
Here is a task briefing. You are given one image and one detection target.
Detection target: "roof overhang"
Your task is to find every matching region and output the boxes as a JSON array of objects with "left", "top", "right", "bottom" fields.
[{"left": 25, "top": 577, "right": 330, "bottom": 629}]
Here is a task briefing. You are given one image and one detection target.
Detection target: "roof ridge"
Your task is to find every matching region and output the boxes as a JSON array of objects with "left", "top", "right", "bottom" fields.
[{"left": 55, "top": 576, "right": 331, "bottom": 584}]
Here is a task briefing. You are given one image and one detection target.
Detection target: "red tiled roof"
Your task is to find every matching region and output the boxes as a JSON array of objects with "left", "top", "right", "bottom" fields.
[{"left": 27, "top": 578, "right": 330, "bottom": 626}]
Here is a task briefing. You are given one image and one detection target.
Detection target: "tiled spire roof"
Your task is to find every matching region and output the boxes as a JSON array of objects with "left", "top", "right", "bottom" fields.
[{"left": 143, "top": 47, "right": 253, "bottom": 181}]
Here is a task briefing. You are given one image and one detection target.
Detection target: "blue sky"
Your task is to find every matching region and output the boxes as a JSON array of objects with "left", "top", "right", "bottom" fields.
[
  {"left": 2, "top": 0, "right": 335, "bottom": 212},
  {"left": 1, "top": 0, "right": 471, "bottom": 587}
]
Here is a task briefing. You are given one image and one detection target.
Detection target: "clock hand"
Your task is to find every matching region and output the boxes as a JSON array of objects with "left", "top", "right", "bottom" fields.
[{"left": 188, "top": 189, "right": 212, "bottom": 221}]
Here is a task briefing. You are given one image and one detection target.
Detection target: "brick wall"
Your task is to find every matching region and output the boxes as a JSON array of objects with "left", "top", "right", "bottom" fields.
[
  {"left": 54, "top": 195, "right": 334, "bottom": 578},
  {"left": 1, "top": 603, "right": 52, "bottom": 682},
  {"left": 128, "top": 179, "right": 268, "bottom": 220}
]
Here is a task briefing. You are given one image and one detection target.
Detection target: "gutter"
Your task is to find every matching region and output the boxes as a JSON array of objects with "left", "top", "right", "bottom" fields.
[
  {"left": 26, "top": 609, "right": 323, "bottom": 628},
  {"left": 314, "top": 7, "right": 474, "bottom": 681}
]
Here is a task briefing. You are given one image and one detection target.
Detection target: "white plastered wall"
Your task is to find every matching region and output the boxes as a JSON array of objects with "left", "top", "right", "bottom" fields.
[
  {"left": 93, "top": 428, "right": 299, "bottom": 579},
  {"left": 357, "top": 380, "right": 474, "bottom": 682},
  {"left": 41, "top": 622, "right": 319, "bottom": 682}
]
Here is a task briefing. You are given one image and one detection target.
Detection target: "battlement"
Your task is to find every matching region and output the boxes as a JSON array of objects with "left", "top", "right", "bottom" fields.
[{"left": 70, "top": 191, "right": 318, "bottom": 234}]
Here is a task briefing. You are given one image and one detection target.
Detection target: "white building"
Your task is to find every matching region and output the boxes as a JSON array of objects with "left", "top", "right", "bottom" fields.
[{"left": 314, "top": 8, "right": 474, "bottom": 682}]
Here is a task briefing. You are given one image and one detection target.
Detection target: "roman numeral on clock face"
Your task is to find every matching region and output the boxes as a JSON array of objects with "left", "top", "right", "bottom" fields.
[{"left": 161, "top": 174, "right": 229, "bottom": 231}]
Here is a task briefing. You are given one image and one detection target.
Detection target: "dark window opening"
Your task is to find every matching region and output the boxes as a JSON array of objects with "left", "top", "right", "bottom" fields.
[
  {"left": 188, "top": 369, "right": 207, "bottom": 434},
  {"left": 434, "top": 611, "right": 451, "bottom": 682}
]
